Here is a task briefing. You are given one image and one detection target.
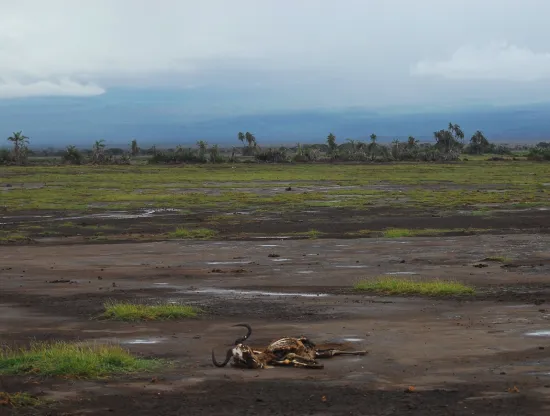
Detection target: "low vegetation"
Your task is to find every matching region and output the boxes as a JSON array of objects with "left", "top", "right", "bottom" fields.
[
  {"left": 101, "top": 301, "right": 202, "bottom": 321},
  {"left": 482, "top": 256, "right": 512, "bottom": 263},
  {"left": 2, "top": 162, "right": 549, "bottom": 213},
  {"left": 1, "top": 124, "right": 545, "bottom": 168},
  {"left": 0, "top": 341, "right": 161, "bottom": 378},
  {"left": 354, "top": 276, "right": 475, "bottom": 296},
  {"left": 0, "top": 391, "right": 45, "bottom": 408},
  {"left": 168, "top": 227, "right": 218, "bottom": 239}
]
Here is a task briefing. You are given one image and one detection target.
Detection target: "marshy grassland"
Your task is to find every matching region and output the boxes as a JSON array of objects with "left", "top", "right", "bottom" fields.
[{"left": 1, "top": 161, "right": 549, "bottom": 244}]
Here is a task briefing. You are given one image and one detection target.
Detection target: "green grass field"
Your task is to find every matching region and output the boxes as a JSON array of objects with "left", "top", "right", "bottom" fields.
[{"left": 1, "top": 162, "right": 549, "bottom": 213}]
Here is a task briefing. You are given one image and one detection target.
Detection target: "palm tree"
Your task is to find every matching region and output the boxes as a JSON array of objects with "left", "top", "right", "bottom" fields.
[
  {"left": 368, "top": 133, "right": 378, "bottom": 160},
  {"left": 130, "top": 139, "right": 140, "bottom": 156},
  {"left": 91, "top": 139, "right": 106, "bottom": 164},
  {"left": 238, "top": 132, "right": 245, "bottom": 145},
  {"left": 197, "top": 140, "right": 208, "bottom": 161},
  {"left": 407, "top": 136, "right": 418, "bottom": 148},
  {"left": 63, "top": 145, "right": 83, "bottom": 165},
  {"left": 470, "top": 130, "right": 489, "bottom": 154},
  {"left": 209, "top": 144, "right": 221, "bottom": 163},
  {"left": 7, "top": 131, "right": 29, "bottom": 165}
]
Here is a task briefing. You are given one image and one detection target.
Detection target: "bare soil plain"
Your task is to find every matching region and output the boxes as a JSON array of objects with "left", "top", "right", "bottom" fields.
[{"left": 2, "top": 162, "right": 550, "bottom": 415}]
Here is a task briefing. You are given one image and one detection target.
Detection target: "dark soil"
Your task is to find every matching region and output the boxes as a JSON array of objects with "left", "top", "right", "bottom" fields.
[
  {"left": 2, "top": 209, "right": 550, "bottom": 415},
  {"left": 2, "top": 207, "right": 550, "bottom": 245},
  {"left": 2, "top": 379, "right": 542, "bottom": 416}
]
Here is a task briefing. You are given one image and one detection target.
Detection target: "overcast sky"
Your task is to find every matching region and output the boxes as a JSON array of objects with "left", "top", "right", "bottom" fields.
[{"left": 2, "top": 0, "right": 550, "bottom": 112}]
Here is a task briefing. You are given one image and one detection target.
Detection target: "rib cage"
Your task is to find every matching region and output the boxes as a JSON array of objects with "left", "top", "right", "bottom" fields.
[{"left": 211, "top": 324, "right": 367, "bottom": 370}]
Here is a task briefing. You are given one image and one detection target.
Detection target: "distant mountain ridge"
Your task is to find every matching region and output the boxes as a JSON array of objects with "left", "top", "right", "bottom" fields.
[{"left": 1, "top": 90, "right": 549, "bottom": 148}]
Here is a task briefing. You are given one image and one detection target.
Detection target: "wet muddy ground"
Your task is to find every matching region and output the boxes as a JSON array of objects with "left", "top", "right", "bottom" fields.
[
  {"left": 2, "top": 229, "right": 550, "bottom": 415},
  {"left": 2, "top": 204, "right": 550, "bottom": 246}
]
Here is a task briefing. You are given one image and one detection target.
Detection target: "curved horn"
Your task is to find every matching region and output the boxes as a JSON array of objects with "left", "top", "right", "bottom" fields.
[
  {"left": 232, "top": 323, "right": 252, "bottom": 344},
  {"left": 212, "top": 348, "right": 233, "bottom": 367}
]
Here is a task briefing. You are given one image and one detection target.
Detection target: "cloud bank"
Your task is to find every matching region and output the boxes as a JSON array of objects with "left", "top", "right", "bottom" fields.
[
  {"left": 1, "top": 0, "right": 550, "bottom": 107},
  {"left": 412, "top": 42, "right": 550, "bottom": 81},
  {"left": 0, "top": 79, "right": 104, "bottom": 99}
]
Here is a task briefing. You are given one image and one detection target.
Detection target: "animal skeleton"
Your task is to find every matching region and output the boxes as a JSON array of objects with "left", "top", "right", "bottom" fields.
[{"left": 211, "top": 323, "right": 367, "bottom": 369}]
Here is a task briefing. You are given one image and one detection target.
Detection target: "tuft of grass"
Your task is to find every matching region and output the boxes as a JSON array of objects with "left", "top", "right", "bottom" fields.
[
  {"left": 305, "top": 229, "right": 321, "bottom": 239},
  {"left": 354, "top": 276, "right": 475, "bottom": 296},
  {"left": 0, "top": 231, "right": 34, "bottom": 244},
  {"left": 168, "top": 227, "right": 218, "bottom": 239},
  {"left": 0, "top": 392, "right": 44, "bottom": 408},
  {"left": 102, "top": 301, "right": 202, "bottom": 321},
  {"left": 0, "top": 341, "right": 161, "bottom": 378},
  {"left": 482, "top": 256, "right": 512, "bottom": 263}
]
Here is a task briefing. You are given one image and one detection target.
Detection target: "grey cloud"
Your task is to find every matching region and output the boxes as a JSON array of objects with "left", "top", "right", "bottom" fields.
[
  {"left": 412, "top": 42, "right": 550, "bottom": 81},
  {"left": 1, "top": 0, "right": 550, "bottom": 108}
]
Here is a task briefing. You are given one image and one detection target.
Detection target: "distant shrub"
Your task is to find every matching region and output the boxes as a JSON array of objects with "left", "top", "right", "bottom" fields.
[{"left": 526, "top": 147, "right": 550, "bottom": 161}]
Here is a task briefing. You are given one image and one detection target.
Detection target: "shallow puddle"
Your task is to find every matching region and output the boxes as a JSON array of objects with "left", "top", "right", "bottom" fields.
[
  {"left": 385, "top": 272, "right": 418, "bottom": 275},
  {"left": 297, "top": 270, "right": 314, "bottom": 274},
  {"left": 334, "top": 265, "right": 369, "bottom": 268},
  {"left": 271, "top": 258, "right": 291, "bottom": 262},
  {"left": 207, "top": 261, "right": 250, "bottom": 265},
  {"left": 525, "top": 330, "right": 550, "bottom": 337},
  {"left": 0, "top": 208, "right": 181, "bottom": 225},
  {"left": 122, "top": 338, "right": 165, "bottom": 345},
  {"left": 253, "top": 236, "right": 292, "bottom": 239},
  {"left": 184, "top": 288, "right": 328, "bottom": 298}
]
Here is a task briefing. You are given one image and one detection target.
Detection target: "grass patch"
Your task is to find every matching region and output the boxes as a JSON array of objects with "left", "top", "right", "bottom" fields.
[
  {"left": 482, "top": 256, "right": 512, "bottom": 263},
  {"left": 102, "top": 301, "right": 202, "bottom": 321},
  {"left": 305, "top": 229, "right": 321, "bottom": 239},
  {"left": 168, "top": 227, "right": 218, "bottom": 239},
  {"left": 2, "top": 162, "right": 550, "bottom": 213},
  {"left": 354, "top": 276, "right": 475, "bottom": 296},
  {"left": 0, "top": 341, "right": 161, "bottom": 378},
  {"left": 0, "top": 231, "right": 33, "bottom": 244},
  {"left": 0, "top": 392, "right": 45, "bottom": 408}
]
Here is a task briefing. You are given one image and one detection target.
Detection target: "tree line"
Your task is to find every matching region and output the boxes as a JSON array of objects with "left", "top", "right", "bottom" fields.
[{"left": 1, "top": 123, "right": 549, "bottom": 166}]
